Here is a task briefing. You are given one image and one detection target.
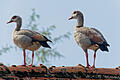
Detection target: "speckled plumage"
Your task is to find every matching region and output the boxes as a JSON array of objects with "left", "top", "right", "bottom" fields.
[
  {"left": 74, "top": 27, "right": 109, "bottom": 51},
  {"left": 12, "top": 29, "right": 47, "bottom": 51},
  {"left": 69, "top": 11, "right": 109, "bottom": 68}
]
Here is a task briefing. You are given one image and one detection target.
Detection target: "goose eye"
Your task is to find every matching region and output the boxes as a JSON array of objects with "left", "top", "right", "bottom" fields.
[{"left": 73, "top": 11, "right": 77, "bottom": 14}]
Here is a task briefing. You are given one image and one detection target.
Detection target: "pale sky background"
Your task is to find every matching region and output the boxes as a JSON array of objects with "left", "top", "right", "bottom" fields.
[{"left": 0, "top": 0, "right": 119, "bottom": 68}]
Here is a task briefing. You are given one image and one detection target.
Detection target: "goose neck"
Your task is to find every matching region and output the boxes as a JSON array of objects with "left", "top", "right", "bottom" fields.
[
  {"left": 76, "top": 16, "right": 84, "bottom": 27},
  {"left": 15, "top": 20, "right": 22, "bottom": 31}
]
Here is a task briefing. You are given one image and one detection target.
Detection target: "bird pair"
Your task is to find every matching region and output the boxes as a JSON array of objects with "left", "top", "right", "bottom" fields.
[{"left": 7, "top": 11, "right": 109, "bottom": 68}]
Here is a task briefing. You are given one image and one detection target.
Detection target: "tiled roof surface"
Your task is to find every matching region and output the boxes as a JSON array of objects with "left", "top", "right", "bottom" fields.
[{"left": 0, "top": 63, "right": 120, "bottom": 80}]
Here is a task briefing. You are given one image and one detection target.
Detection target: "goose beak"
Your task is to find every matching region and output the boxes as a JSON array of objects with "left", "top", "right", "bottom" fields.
[
  {"left": 7, "top": 20, "right": 13, "bottom": 24},
  {"left": 68, "top": 16, "right": 73, "bottom": 20}
]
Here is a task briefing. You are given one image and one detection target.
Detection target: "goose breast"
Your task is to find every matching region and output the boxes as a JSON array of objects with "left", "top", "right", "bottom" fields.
[{"left": 74, "top": 27, "right": 92, "bottom": 50}]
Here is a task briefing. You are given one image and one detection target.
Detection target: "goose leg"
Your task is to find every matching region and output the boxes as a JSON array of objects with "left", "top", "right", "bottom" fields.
[
  {"left": 85, "top": 51, "right": 90, "bottom": 68},
  {"left": 29, "top": 51, "right": 34, "bottom": 66},
  {"left": 23, "top": 49, "right": 26, "bottom": 66},
  {"left": 91, "top": 51, "right": 96, "bottom": 68},
  {"left": 31, "top": 51, "right": 34, "bottom": 65}
]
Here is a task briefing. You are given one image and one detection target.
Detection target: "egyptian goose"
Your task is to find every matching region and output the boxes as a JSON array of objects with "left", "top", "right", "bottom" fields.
[
  {"left": 69, "top": 11, "right": 110, "bottom": 68},
  {"left": 7, "top": 16, "right": 52, "bottom": 66}
]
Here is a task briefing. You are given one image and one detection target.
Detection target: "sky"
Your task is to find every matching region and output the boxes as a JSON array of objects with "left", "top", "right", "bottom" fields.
[{"left": 0, "top": 0, "right": 120, "bottom": 68}]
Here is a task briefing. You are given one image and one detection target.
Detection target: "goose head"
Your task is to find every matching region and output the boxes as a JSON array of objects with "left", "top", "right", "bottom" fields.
[
  {"left": 7, "top": 16, "right": 22, "bottom": 24},
  {"left": 68, "top": 11, "right": 83, "bottom": 20},
  {"left": 69, "top": 11, "right": 84, "bottom": 27}
]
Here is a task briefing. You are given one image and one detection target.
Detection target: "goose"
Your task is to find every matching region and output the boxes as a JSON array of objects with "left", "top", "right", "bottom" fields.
[
  {"left": 7, "top": 16, "right": 52, "bottom": 66},
  {"left": 68, "top": 11, "right": 110, "bottom": 68}
]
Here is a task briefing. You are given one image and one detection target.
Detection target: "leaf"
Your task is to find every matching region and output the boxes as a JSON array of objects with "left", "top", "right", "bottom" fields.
[{"left": 36, "top": 15, "right": 40, "bottom": 19}]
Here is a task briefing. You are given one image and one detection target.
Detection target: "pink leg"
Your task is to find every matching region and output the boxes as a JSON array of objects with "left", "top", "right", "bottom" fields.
[
  {"left": 91, "top": 51, "right": 96, "bottom": 68},
  {"left": 23, "top": 49, "right": 26, "bottom": 66},
  {"left": 29, "top": 51, "right": 34, "bottom": 66},
  {"left": 85, "top": 52, "right": 90, "bottom": 68}
]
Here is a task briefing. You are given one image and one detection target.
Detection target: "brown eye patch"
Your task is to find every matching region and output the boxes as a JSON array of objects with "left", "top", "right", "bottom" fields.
[
  {"left": 12, "top": 16, "right": 17, "bottom": 19},
  {"left": 73, "top": 11, "right": 77, "bottom": 14}
]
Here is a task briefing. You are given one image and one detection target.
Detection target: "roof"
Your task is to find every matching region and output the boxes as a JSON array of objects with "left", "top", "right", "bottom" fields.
[{"left": 0, "top": 63, "right": 120, "bottom": 79}]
